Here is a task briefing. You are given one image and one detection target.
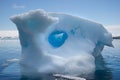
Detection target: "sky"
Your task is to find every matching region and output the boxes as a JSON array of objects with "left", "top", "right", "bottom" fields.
[{"left": 0, "top": 0, "right": 120, "bottom": 36}]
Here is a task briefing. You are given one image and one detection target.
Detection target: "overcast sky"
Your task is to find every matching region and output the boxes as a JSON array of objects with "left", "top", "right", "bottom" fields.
[{"left": 0, "top": 0, "right": 120, "bottom": 35}]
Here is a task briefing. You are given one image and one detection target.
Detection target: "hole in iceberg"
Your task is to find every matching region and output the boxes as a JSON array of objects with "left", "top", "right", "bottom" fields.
[{"left": 48, "top": 30, "right": 68, "bottom": 48}]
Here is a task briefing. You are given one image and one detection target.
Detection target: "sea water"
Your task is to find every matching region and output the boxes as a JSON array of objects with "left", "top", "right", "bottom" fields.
[{"left": 0, "top": 39, "right": 120, "bottom": 80}]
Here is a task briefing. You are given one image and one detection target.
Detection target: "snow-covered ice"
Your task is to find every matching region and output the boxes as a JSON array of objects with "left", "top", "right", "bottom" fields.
[{"left": 10, "top": 9, "right": 113, "bottom": 79}]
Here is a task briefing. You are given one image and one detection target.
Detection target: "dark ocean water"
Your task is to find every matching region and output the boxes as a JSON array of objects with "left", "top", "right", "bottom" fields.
[{"left": 0, "top": 39, "right": 120, "bottom": 80}]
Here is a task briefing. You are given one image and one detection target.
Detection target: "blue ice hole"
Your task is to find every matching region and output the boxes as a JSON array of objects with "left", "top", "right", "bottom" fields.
[{"left": 48, "top": 30, "right": 68, "bottom": 47}]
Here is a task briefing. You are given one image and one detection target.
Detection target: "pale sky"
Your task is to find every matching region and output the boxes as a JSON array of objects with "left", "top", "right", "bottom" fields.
[{"left": 0, "top": 0, "right": 120, "bottom": 36}]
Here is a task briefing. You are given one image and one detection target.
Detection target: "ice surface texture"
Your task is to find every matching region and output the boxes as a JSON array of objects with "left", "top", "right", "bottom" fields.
[{"left": 10, "top": 9, "right": 113, "bottom": 79}]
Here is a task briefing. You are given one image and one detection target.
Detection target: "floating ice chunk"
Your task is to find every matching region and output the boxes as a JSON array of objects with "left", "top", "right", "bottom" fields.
[
  {"left": 53, "top": 74, "right": 86, "bottom": 80},
  {"left": 10, "top": 9, "right": 113, "bottom": 79}
]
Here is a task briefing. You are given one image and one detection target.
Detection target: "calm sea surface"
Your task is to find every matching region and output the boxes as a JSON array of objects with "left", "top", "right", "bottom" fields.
[{"left": 0, "top": 39, "right": 120, "bottom": 80}]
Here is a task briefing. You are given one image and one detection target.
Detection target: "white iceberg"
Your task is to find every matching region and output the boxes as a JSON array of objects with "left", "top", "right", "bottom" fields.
[{"left": 10, "top": 9, "right": 113, "bottom": 79}]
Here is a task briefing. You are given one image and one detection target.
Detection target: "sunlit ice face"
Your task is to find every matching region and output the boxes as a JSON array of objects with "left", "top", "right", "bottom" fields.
[{"left": 38, "top": 14, "right": 95, "bottom": 58}]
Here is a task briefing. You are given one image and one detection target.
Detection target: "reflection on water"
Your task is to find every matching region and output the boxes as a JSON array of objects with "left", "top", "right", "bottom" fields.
[
  {"left": 20, "top": 74, "right": 55, "bottom": 80},
  {"left": 94, "top": 55, "right": 112, "bottom": 80},
  {"left": 95, "top": 69, "right": 112, "bottom": 80},
  {"left": 0, "top": 40, "right": 120, "bottom": 80}
]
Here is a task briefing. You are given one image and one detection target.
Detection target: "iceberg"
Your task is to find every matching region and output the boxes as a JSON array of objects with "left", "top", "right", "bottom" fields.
[{"left": 10, "top": 9, "right": 113, "bottom": 79}]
